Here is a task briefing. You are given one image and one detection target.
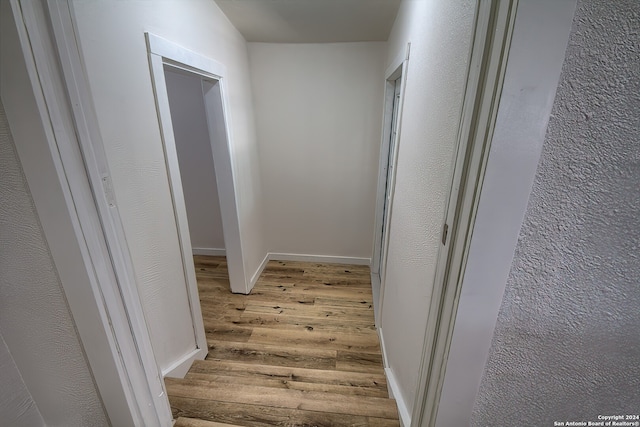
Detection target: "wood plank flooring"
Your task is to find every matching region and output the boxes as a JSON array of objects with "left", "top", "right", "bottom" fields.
[{"left": 168, "top": 255, "right": 399, "bottom": 427}]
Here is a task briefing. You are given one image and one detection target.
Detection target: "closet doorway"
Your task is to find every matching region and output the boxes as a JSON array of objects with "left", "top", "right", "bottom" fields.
[{"left": 146, "top": 33, "right": 248, "bottom": 377}]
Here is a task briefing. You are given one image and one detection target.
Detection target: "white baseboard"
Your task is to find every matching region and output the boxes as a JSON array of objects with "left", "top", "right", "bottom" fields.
[
  {"left": 162, "top": 347, "right": 207, "bottom": 379},
  {"left": 378, "top": 328, "right": 411, "bottom": 427},
  {"left": 371, "top": 272, "right": 381, "bottom": 327},
  {"left": 378, "top": 327, "right": 393, "bottom": 404},
  {"left": 195, "top": 251, "right": 368, "bottom": 294},
  {"left": 249, "top": 253, "right": 270, "bottom": 291},
  {"left": 268, "top": 252, "right": 371, "bottom": 266},
  {"left": 386, "top": 367, "right": 411, "bottom": 427},
  {"left": 192, "top": 247, "right": 226, "bottom": 256}
]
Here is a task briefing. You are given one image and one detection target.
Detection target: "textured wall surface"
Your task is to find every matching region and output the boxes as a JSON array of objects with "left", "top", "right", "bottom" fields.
[
  {"left": 248, "top": 42, "right": 385, "bottom": 259},
  {"left": 0, "top": 100, "right": 109, "bottom": 426},
  {"left": 165, "top": 69, "right": 225, "bottom": 252},
  {"left": 0, "top": 332, "right": 44, "bottom": 427},
  {"left": 472, "top": 0, "right": 640, "bottom": 424},
  {"left": 380, "top": 0, "right": 476, "bottom": 417}
]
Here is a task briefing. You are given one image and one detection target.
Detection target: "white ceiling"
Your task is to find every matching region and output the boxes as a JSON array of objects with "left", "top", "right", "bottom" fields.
[{"left": 214, "top": 0, "right": 401, "bottom": 43}]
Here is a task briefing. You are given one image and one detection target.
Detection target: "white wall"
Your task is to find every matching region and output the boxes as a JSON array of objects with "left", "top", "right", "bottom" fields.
[
  {"left": 378, "top": 0, "right": 476, "bottom": 421},
  {"left": 436, "top": 1, "right": 578, "bottom": 425},
  {"left": 248, "top": 42, "right": 386, "bottom": 260},
  {"left": 69, "top": 0, "right": 267, "bottom": 370},
  {"left": 164, "top": 68, "right": 225, "bottom": 253},
  {"left": 0, "top": 332, "right": 44, "bottom": 427}
]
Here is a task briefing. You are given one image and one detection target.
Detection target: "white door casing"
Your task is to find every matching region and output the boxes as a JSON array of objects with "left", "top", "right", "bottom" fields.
[
  {"left": 14, "top": 1, "right": 173, "bottom": 425},
  {"left": 145, "top": 33, "right": 249, "bottom": 377},
  {"left": 371, "top": 47, "right": 409, "bottom": 327}
]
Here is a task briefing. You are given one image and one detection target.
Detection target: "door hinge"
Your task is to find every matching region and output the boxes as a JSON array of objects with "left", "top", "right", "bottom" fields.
[{"left": 441, "top": 223, "right": 449, "bottom": 245}]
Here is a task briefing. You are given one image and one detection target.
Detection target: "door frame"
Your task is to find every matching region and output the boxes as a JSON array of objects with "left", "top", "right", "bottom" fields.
[
  {"left": 14, "top": 1, "right": 173, "bottom": 425},
  {"left": 144, "top": 32, "right": 248, "bottom": 374},
  {"left": 146, "top": 33, "right": 247, "bottom": 295},
  {"left": 410, "top": 0, "right": 519, "bottom": 426},
  {"left": 371, "top": 46, "right": 409, "bottom": 326}
]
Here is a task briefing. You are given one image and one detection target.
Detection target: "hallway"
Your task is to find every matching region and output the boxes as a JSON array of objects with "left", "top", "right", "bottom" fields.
[{"left": 167, "top": 256, "right": 399, "bottom": 426}]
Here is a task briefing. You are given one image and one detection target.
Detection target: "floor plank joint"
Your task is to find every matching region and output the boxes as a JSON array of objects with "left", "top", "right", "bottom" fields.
[{"left": 167, "top": 256, "right": 399, "bottom": 426}]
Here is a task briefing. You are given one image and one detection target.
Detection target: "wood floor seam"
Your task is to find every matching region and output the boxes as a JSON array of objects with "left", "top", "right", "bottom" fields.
[{"left": 167, "top": 256, "right": 400, "bottom": 426}]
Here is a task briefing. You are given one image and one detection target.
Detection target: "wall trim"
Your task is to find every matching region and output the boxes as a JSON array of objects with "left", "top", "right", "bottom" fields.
[
  {"left": 146, "top": 31, "right": 248, "bottom": 298},
  {"left": 162, "top": 348, "right": 202, "bottom": 379},
  {"left": 378, "top": 328, "right": 391, "bottom": 399},
  {"left": 268, "top": 252, "right": 371, "bottom": 266},
  {"left": 248, "top": 253, "right": 270, "bottom": 291},
  {"left": 146, "top": 33, "right": 225, "bottom": 374},
  {"left": 379, "top": 327, "right": 411, "bottom": 427},
  {"left": 247, "top": 252, "right": 369, "bottom": 293},
  {"left": 197, "top": 250, "right": 372, "bottom": 295},
  {"left": 146, "top": 33, "right": 226, "bottom": 78},
  {"left": 386, "top": 368, "right": 412, "bottom": 427},
  {"left": 371, "top": 272, "right": 381, "bottom": 327},
  {"left": 192, "top": 247, "right": 226, "bottom": 256},
  {"left": 371, "top": 42, "right": 410, "bottom": 330}
]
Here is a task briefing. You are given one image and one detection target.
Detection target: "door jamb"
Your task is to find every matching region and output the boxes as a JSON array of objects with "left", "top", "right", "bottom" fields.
[
  {"left": 144, "top": 32, "right": 249, "bottom": 376},
  {"left": 145, "top": 33, "right": 248, "bottom": 298},
  {"left": 16, "top": 0, "right": 172, "bottom": 425},
  {"left": 411, "top": 1, "right": 519, "bottom": 426},
  {"left": 371, "top": 45, "right": 409, "bottom": 327}
]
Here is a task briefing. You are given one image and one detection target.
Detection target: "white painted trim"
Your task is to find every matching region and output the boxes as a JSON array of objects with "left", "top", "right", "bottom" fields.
[
  {"left": 378, "top": 327, "right": 411, "bottom": 427},
  {"left": 385, "top": 49, "right": 408, "bottom": 82},
  {"left": 411, "top": 1, "right": 519, "bottom": 426},
  {"left": 371, "top": 272, "right": 381, "bottom": 327},
  {"left": 192, "top": 247, "right": 226, "bottom": 256},
  {"left": 147, "top": 33, "right": 226, "bottom": 79},
  {"left": 371, "top": 46, "right": 408, "bottom": 277},
  {"left": 249, "top": 253, "right": 270, "bottom": 290},
  {"left": 145, "top": 34, "right": 249, "bottom": 376},
  {"left": 12, "top": 1, "right": 170, "bottom": 425},
  {"left": 147, "top": 53, "right": 209, "bottom": 362},
  {"left": 372, "top": 43, "right": 410, "bottom": 328},
  {"left": 162, "top": 348, "right": 203, "bottom": 379},
  {"left": 378, "top": 326, "right": 389, "bottom": 369},
  {"left": 386, "top": 368, "right": 412, "bottom": 427},
  {"left": 268, "top": 253, "right": 371, "bottom": 266},
  {"left": 247, "top": 253, "right": 369, "bottom": 293},
  {"left": 377, "top": 327, "right": 392, "bottom": 398},
  {"left": 199, "top": 76, "right": 249, "bottom": 294},
  {"left": 370, "top": 80, "right": 395, "bottom": 277}
]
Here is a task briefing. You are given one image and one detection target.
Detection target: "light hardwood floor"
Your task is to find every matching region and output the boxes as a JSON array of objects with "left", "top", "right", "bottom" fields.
[{"left": 168, "top": 255, "right": 399, "bottom": 427}]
